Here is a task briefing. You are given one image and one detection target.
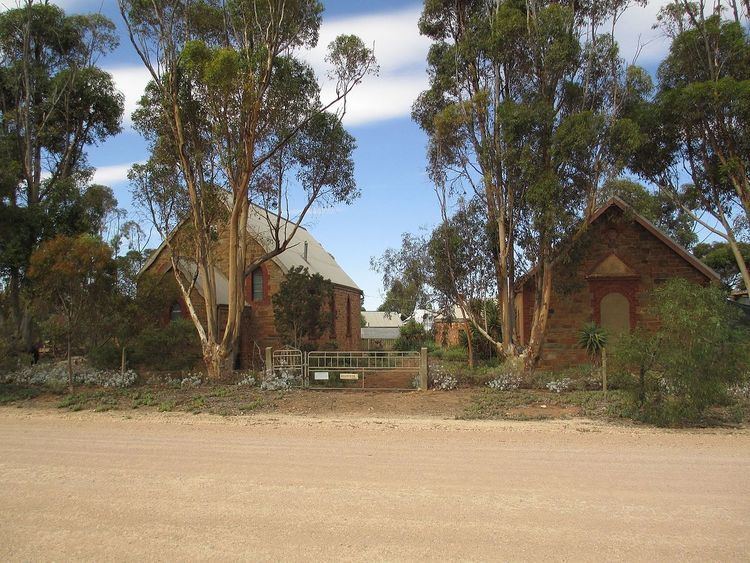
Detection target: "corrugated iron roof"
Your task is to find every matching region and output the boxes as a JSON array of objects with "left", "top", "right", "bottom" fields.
[{"left": 361, "top": 311, "right": 404, "bottom": 328}]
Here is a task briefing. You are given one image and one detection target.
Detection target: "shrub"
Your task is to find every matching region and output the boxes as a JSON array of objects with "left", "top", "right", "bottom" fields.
[
  {"left": 236, "top": 372, "right": 258, "bottom": 387},
  {"left": 612, "top": 279, "right": 750, "bottom": 425},
  {"left": 486, "top": 356, "right": 525, "bottom": 390},
  {"left": 130, "top": 319, "right": 202, "bottom": 371},
  {"left": 429, "top": 364, "right": 458, "bottom": 390},
  {"left": 393, "top": 320, "right": 428, "bottom": 351},
  {"left": 441, "top": 346, "right": 468, "bottom": 362},
  {"left": 88, "top": 341, "right": 121, "bottom": 369},
  {"left": 546, "top": 378, "right": 572, "bottom": 393},
  {"left": 487, "top": 373, "right": 521, "bottom": 391},
  {"left": 4, "top": 362, "right": 137, "bottom": 388},
  {"left": 261, "top": 366, "right": 300, "bottom": 390}
]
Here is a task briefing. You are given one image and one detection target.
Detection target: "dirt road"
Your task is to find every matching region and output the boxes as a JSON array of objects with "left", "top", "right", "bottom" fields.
[{"left": 1, "top": 409, "right": 748, "bottom": 561}]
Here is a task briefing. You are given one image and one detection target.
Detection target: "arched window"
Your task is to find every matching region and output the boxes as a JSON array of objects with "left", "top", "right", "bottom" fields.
[
  {"left": 169, "top": 302, "right": 182, "bottom": 323},
  {"left": 600, "top": 292, "right": 630, "bottom": 337},
  {"left": 251, "top": 268, "right": 264, "bottom": 302}
]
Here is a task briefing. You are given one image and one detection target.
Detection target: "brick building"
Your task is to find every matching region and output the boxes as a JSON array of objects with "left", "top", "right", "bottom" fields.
[
  {"left": 514, "top": 198, "right": 720, "bottom": 372},
  {"left": 141, "top": 205, "right": 362, "bottom": 368}
]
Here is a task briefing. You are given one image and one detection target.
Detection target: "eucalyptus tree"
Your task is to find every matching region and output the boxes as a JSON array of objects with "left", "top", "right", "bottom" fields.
[
  {"left": 414, "top": 0, "right": 640, "bottom": 367},
  {"left": 120, "top": 0, "right": 376, "bottom": 377},
  {"left": 626, "top": 1, "right": 750, "bottom": 291},
  {"left": 371, "top": 232, "right": 432, "bottom": 319},
  {"left": 0, "top": 1, "right": 123, "bottom": 350}
]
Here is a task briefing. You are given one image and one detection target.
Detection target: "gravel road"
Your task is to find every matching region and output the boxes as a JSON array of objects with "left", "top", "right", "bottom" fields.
[{"left": 1, "top": 408, "right": 748, "bottom": 561}]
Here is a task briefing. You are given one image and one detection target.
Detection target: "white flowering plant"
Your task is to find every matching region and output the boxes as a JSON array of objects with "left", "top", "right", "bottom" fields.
[
  {"left": 4, "top": 363, "right": 137, "bottom": 389},
  {"left": 261, "top": 366, "right": 301, "bottom": 390},
  {"left": 546, "top": 378, "right": 571, "bottom": 393}
]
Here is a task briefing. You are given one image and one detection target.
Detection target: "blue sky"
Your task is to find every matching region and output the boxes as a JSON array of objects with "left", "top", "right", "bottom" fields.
[{"left": 33, "top": 0, "right": 675, "bottom": 309}]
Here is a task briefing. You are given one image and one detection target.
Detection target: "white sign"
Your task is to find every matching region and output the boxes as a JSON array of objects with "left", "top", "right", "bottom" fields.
[
  {"left": 340, "top": 373, "right": 359, "bottom": 381},
  {"left": 314, "top": 372, "right": 329, "bottom": 381}
]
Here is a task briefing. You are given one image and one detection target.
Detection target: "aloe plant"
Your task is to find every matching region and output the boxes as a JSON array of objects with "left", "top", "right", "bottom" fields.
[{"left": 579, "top": 323, "right": 609, "bottom": 397}]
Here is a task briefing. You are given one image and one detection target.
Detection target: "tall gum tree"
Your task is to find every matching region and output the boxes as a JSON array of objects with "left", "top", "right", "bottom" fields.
[
  {"left": 414, "top": 0, "right": 641, "bottom": 368},
  {"left": 626, "top": 1, "right": 750, "bottom": 292},
  {"left": 0, "top": 1, "right": 123, "bottom": 350},
  {"left": 120, "top": 0, "right": 376, "bottom": 378}
]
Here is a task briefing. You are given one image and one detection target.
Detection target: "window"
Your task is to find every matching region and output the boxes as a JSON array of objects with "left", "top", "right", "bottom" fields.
[
  {"left": 251, "top": 268, "right": 264, "bottom": 302},
  {"left": 600, "top": 292, "right": 630, "bottom": 337},
  {"left": 169, "top": 302, "right": 182, "bottom": 322}
]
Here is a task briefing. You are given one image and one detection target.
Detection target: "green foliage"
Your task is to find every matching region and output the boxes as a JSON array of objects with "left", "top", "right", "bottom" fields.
[
  {"left": 625, "top": 10, "right": 750, "bottom": 290},
  {"left": 612, "top": 279, "right": 750, "bottom": 425},
  {"left": 599, "top": 178, "right": 697, "bottom": 249},
  {"left": 694, "top": 241, "right": 750, "bottom": 290},
  {"left": 28, "top": 235, "right": 116, "bottom": 366},
  {"left": 0, "top": 1, "right": 123, "bottom": 355},
  {"left": 439, "top": 346, "right": 468, "bottom": 363},
  {"left": 371, "top": 233, "right": 430, "bottom": 318},
  {"left": 414, "top": 0, "right": 643, "bottom": 360},
  {"left": 272, "top": 266, "right": 333, "bottom": 348},
  {"left": 130, "top": 320, "right": 202, "bottom": 372},
  {"left": 393, "top": 320, "right": 428, "bottom": 351},
  {"left": 578, "top": 323, "right": 607, "bottom": 357}
]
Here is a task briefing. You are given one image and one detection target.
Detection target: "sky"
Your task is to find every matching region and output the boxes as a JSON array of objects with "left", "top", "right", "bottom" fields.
[{"left": 9, "top": 0, "right": 678, "bottom": 309}]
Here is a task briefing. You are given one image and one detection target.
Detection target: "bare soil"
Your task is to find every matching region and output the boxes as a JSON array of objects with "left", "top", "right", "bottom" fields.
[{"left": 1, "top": 407, "right": 748, "bottom": 561}]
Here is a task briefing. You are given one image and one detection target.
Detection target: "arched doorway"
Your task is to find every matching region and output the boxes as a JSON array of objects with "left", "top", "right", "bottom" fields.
[{"left": 600, "top": 292, "right": 630, "bottom": 337}]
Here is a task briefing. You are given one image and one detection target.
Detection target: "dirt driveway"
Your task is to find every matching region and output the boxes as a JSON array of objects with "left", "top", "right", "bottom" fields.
[{"left": 1, "top": 408, "right": 748, "bottom": 561}]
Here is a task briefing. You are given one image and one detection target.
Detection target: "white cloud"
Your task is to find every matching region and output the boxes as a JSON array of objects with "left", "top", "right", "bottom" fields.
[
  {"left": 92, "top": 162, "right": 138, "bottom": 186},
  {"left": 302, "top": 5, "right": 430, "bottom": 126},
  {"left": 104, "top": 6, "right": 431, "bottom": 130},
  {"left": 106, "top": 65, "right": 152, "bottom": 127}
]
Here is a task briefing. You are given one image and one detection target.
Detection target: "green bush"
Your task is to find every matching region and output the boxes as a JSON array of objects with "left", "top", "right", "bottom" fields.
[
  {"left": 611, "top": 279, "right": 750, "bottom": 426},
  {"left": 88, "top": 341, "right": 121, "bottom": 369},
  {"left": 393, "top": 320, "right": 428, "bottom": 351},
  {"left": 441, "top": 346, "right": 468, "bottom": 362},
  {"left": 130, "top": 319, "right": 202, "bottom": 371}
]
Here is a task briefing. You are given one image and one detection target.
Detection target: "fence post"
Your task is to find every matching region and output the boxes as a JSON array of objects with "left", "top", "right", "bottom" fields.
[
  {"left": 419, "top": 347, "right": 428, "bottom": 390},
  {"left": 265, "top": 347, "right": 273, "bottom": 374}
]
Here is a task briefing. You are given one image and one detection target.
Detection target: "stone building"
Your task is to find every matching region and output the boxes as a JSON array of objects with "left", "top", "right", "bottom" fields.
[
  {"left": 140, "top": 205, "right": 362, "bottom": 369},
  {"left": 514, "top": 198, "right": 720, "bottom": 372}
]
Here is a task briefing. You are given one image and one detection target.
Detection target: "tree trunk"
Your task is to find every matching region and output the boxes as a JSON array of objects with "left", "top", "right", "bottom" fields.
[
  {"left": 203, "top": 342, "right": 229, "bottom": 380},
  {"left": 120, "top": 346, "right": 127, "bottom": 375},
  {"left": 526, "top": 261, "right": 553, "bottom": 371},
  {"left": 726, "top": 229, "right": 750, "bottom": 292},
  {"left": 464, "top": 320, "right": 474, "bottom": 368},
  {"left": 601, "top": 348, "right": 608, "bottom": 400}
]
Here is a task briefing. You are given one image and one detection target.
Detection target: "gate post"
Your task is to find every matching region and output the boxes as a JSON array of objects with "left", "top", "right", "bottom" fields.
[
  {"left": 419, "top": 347, "right": 428, "bottom": 390},
  {"left": 265, "top": 346, "right": 273, "bottom": 374}
]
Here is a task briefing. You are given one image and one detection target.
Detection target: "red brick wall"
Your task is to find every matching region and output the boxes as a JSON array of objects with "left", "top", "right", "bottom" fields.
[
  {"left": 519, "top": 206, "right": 712, "bottom": 372},
  {"left": 434, "top": 321, "right": 465, "bottom": 347}
]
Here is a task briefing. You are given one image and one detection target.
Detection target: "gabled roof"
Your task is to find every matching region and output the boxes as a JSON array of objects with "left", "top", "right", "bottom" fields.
[
  {"left": 140, "top": 204, "right": 361, "bottom": 293},
  {"left": 246, "top": 205, "right": 360, "bottom": 291},
  {"left": 362, "top": 311, "right": 404, "bottom": 328},
  {"left": 515, "top": 197, "right": 721, "bottom": 290}
]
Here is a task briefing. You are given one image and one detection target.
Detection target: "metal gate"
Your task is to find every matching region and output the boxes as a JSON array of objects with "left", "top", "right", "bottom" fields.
[
  {"left": 270, "top": 347, "right": 305, "bottom": 387},
  {"left": 266, "top": 347, "right": 428, "bottom": 390},
  {"left": 306, "top": 350, "right": 426, "bottom": 390}
]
